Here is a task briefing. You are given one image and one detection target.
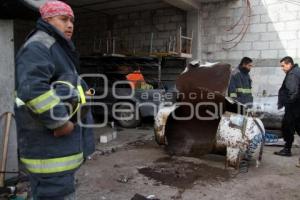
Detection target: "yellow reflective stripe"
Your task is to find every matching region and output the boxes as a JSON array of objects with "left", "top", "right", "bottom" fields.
[
  {"left": 53, "top": 81, "right": 75, "bottom": 89},
  {"left": 20, "top": 153, "right": 83, "bottom": 174},
  {"left": 230, "top": 93, "right": 237, "bottom": 98},
  {"left": 236, "top": 88, "right": 252, "bottom": 94},
  {"left": 15, "top": 97, "right": 25, "bottom": 107},
  {"left": 77, "top": 85, "right": 86, "bottom": 104},
  {"left": 26, "top": 90, "right": 60, "bottom": 114},
  {"left": 140, "top": 82, "right": 153, "bottom": 90}
]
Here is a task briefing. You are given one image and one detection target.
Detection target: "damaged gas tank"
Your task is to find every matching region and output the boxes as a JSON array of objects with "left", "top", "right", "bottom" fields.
[{"left": 154, "top": 63, "right": 265, "bottom": 169}]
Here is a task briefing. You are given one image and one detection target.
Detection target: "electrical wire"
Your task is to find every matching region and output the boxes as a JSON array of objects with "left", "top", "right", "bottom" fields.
[
  {"left": 223, "top": 12, "right": 248, "bottom": 43},
  {"left": 221, "top": 0, "right": 249, "bottom": 44},
  {"left": 222, "top": 0, "right": 251, "bottom": 50},
  {"left": 225, "top": 1, "right": 249, "bottom": 32}
]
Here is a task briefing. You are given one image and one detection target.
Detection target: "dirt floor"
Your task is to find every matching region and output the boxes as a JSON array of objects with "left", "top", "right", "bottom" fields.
[{"left": 76, "top": 128, "right": 300, "bottom": 200}]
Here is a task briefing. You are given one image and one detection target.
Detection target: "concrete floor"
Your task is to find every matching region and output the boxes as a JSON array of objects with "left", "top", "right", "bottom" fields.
[{"left": 76, "top": 128, "right": 300, "bottom": 200}]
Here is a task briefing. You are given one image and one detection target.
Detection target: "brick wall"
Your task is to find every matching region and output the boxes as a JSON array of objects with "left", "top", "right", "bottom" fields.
[
  {"left": 74, "top": 6, "right": 187, "bottom": 56},
  {"left": 200, "top": 0, "right": 300, "bottom": 96}
]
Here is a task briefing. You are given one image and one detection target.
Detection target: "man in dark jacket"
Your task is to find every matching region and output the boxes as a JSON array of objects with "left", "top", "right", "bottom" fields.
[
  {"left": 228, "top": 57, "right": 254, "bottom": 106},
  {"left": 15, "top": 1, "right": 94, "bottom": 199},
  {"left": 274, "top": 56, "right": 300, "bottom": 157}
]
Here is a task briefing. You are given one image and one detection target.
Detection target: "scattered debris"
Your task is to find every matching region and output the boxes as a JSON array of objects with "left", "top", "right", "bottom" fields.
[
  {"left": 131, "top": 194, "right": 159, "bottom": 200},
  {"left": 117, "top": 175, "right": 133, "bottom": 184}
]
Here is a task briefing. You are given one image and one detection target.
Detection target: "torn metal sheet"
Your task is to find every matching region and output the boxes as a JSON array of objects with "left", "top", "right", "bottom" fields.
[
  {"left": 154, "top": 63, "right": 266, "bottom": 169},
  {"left": 164, "top": 63, "right": 231, "bottom": 155}
]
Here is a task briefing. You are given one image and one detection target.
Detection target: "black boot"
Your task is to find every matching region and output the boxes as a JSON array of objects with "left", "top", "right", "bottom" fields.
[{"left": 274, "top": 148, "right": 292, "bottom": 157}]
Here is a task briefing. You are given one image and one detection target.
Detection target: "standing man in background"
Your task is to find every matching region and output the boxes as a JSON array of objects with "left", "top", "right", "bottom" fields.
[
  {"left": 275, "top": 56, "right": 300, "bottom": 157},
  {"left": 228, "top": 57, "right": 254, "bottom": 106},
  {"left": 15, "top": 1, "right": 94, "bottom": 199}
]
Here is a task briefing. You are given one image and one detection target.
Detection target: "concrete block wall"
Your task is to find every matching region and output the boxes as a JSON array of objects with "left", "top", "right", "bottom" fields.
[
  {"left": 75, "top": 6, "right": 187, "bottom": 55},
  {"left": 200, "top": 0, "right": 300, "bottom": 96}
]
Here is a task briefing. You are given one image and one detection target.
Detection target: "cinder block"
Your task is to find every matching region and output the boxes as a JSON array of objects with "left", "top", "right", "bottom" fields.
[
  {"left": 280, "top": 12, "right": 297, "bottom": 21},
  {"left": 100, "top": 131, "right": 117, "bottom": 144},
  {"left": 268, "top": 22, "right": 285, "bottom": 32},
  {"left": 243, "top": 33, "right": 260, "bottom": 42},
  {"left": 155, "top": 24, "right": 164, "bottom": 31},
  {"left": 269, "top": 41, "right": 287, "bottom": 49},
  {"left": 234, "top": 42, "right": 252, "bottom": 51},
  {"left": 158, "top": 32, "right": 171, "bottom": 39},
  {"left": 129, "top": 13, "right": 139, "bottom": 19},
  {"left": 117, "top": 14, "right": 128, "bottom": 20},
  {"left": 250, "top": 24, "right": 267, "bottom": 33},
  {"left": 296, "top": 49, "right": 300, "bottom": 58},
  {"left": 260, "top": 32, "right": 278, "bottom": 41},
  {"left": 279, "top": 49, "right": 296, "bottom": 58},
  {"left": 171, "top": 15, "right": 184, "bottom": 22},
  {"left": 250, "top": 15, "right": 261, "bottom": 24},
  {"left": 141, "top": 26, "right": 152, "bottom": 33},
  {"left": 287, "top": 4, "right": 300, "bottom": 12},
  {"left": 208, "top": 44, "right": 218, "bottom": 52},
  {"left": 159, "top": 16, "right": 171, "bottom": 24},
  {"left": 162, "top": 8, "right": 177, "bottom": 16},
  {"left": 164, "top": 23, "right": 177, "bottom": 31},
  {"left": 243, "top": 50, "right": 260, "bottom": 59},
  {"left": 153, "top": 39, "right": 165, "bottom": 47},
  {"left": 228, "top": 51, "right": 243, "bottom": 59},
  {"left": 260, "top": 14, "right": 272, "bottom": 23},
  {"left": 229, "top": 0, "right": 242, "bottom": 9},
  {"left": 267, "top": 4, "right": 285, "bottom": 15},
  {"left": 253, "top": 41, "right": 269, "bottom": 50},
  {"left": 285, "top": 21, "right": 300, "bottom": 31},
  {"left": 250, "top": 0, "right": 261, "bottom": 6},
  {"left": 129, "top": 27, "right": 140, "bottom": 34},
  {"left": 261, "top": 50, "right": 278, "bottom": 59},
  {"left": 287, "top": 40, "right": 300, "bottom": 49},
  {"left": 251, "top": 6, "right": 267, "bottom": 15},
  {"left": 215, "top": 51, "right": 228, "bottom": 60},
  {"left": 278, "top": 31, "right": 297, "bottom": 40}
]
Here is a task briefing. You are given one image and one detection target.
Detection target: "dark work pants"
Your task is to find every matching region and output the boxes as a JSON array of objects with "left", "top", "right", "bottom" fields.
[
  {"left": 282, "top": 105, "right": 300, "bottom": 149},
  {"left": 29, "top": 172, "right": 76, "bottom": 200}
]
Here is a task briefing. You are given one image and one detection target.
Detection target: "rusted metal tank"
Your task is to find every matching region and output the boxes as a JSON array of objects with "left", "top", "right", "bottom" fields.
[
  {"left": 216, "top": 112, "right": 265, "bottom": 168},
  {"left": 154, "top": 63, "right": 265, "bottom": 169}
]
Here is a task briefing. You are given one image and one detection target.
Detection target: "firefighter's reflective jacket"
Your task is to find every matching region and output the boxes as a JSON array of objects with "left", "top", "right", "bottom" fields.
[
  {"left": 228, "top": 65, "right": 253, "bottom": 105},
  {"left": 15, "top": 19, "right": 90, "bottom": 175}
]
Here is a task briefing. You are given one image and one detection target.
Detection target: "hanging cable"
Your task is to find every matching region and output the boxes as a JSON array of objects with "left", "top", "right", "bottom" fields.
[
  {"left": 225, "top": 0, "right": 249, "bottom": 32},
  {"left": 222, "top": 0, "right": 251, "bottom": 50},
  {"left": 221, "top": 0, "right": 249, "bottom": 44}
]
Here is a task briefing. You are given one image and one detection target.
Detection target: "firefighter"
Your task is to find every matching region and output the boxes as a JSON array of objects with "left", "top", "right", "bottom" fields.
[
  {"left": 14, "top": 1, "right": 94, "bottom": 199},
  {"left": 274, "top": 56, "right": 300, "bottom": 157},
  {"left": 228, "top": 57, "right": 254, "bottom": 106}
]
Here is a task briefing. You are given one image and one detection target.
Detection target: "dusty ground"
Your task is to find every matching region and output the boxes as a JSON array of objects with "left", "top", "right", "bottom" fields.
[{"left": 76, "top": 127, "right": 300, "bottom": 200}]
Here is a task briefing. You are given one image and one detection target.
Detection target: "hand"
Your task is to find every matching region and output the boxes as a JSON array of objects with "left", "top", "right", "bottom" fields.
[{"left": 54, "top": 121, "right": 74, "bottom": 137}]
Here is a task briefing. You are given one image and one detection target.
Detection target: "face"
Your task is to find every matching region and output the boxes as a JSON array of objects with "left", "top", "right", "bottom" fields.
[
  {"left": 45, "top": 15, "right": 74, "bottom": 39},
  {"left": 280, "top": 61, "right": 293, "bottom": 73},
  {"left": 243, "top": 62, "right": 253, "bottom": 71}
]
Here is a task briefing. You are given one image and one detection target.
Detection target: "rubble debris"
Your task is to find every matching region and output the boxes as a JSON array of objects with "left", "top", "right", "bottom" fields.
[
  {"left": 131, "top": 194, "right": 159, "bottom": 200},
  {"left": 117, "top": 175, "right": 133, "bottom": 184}
]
